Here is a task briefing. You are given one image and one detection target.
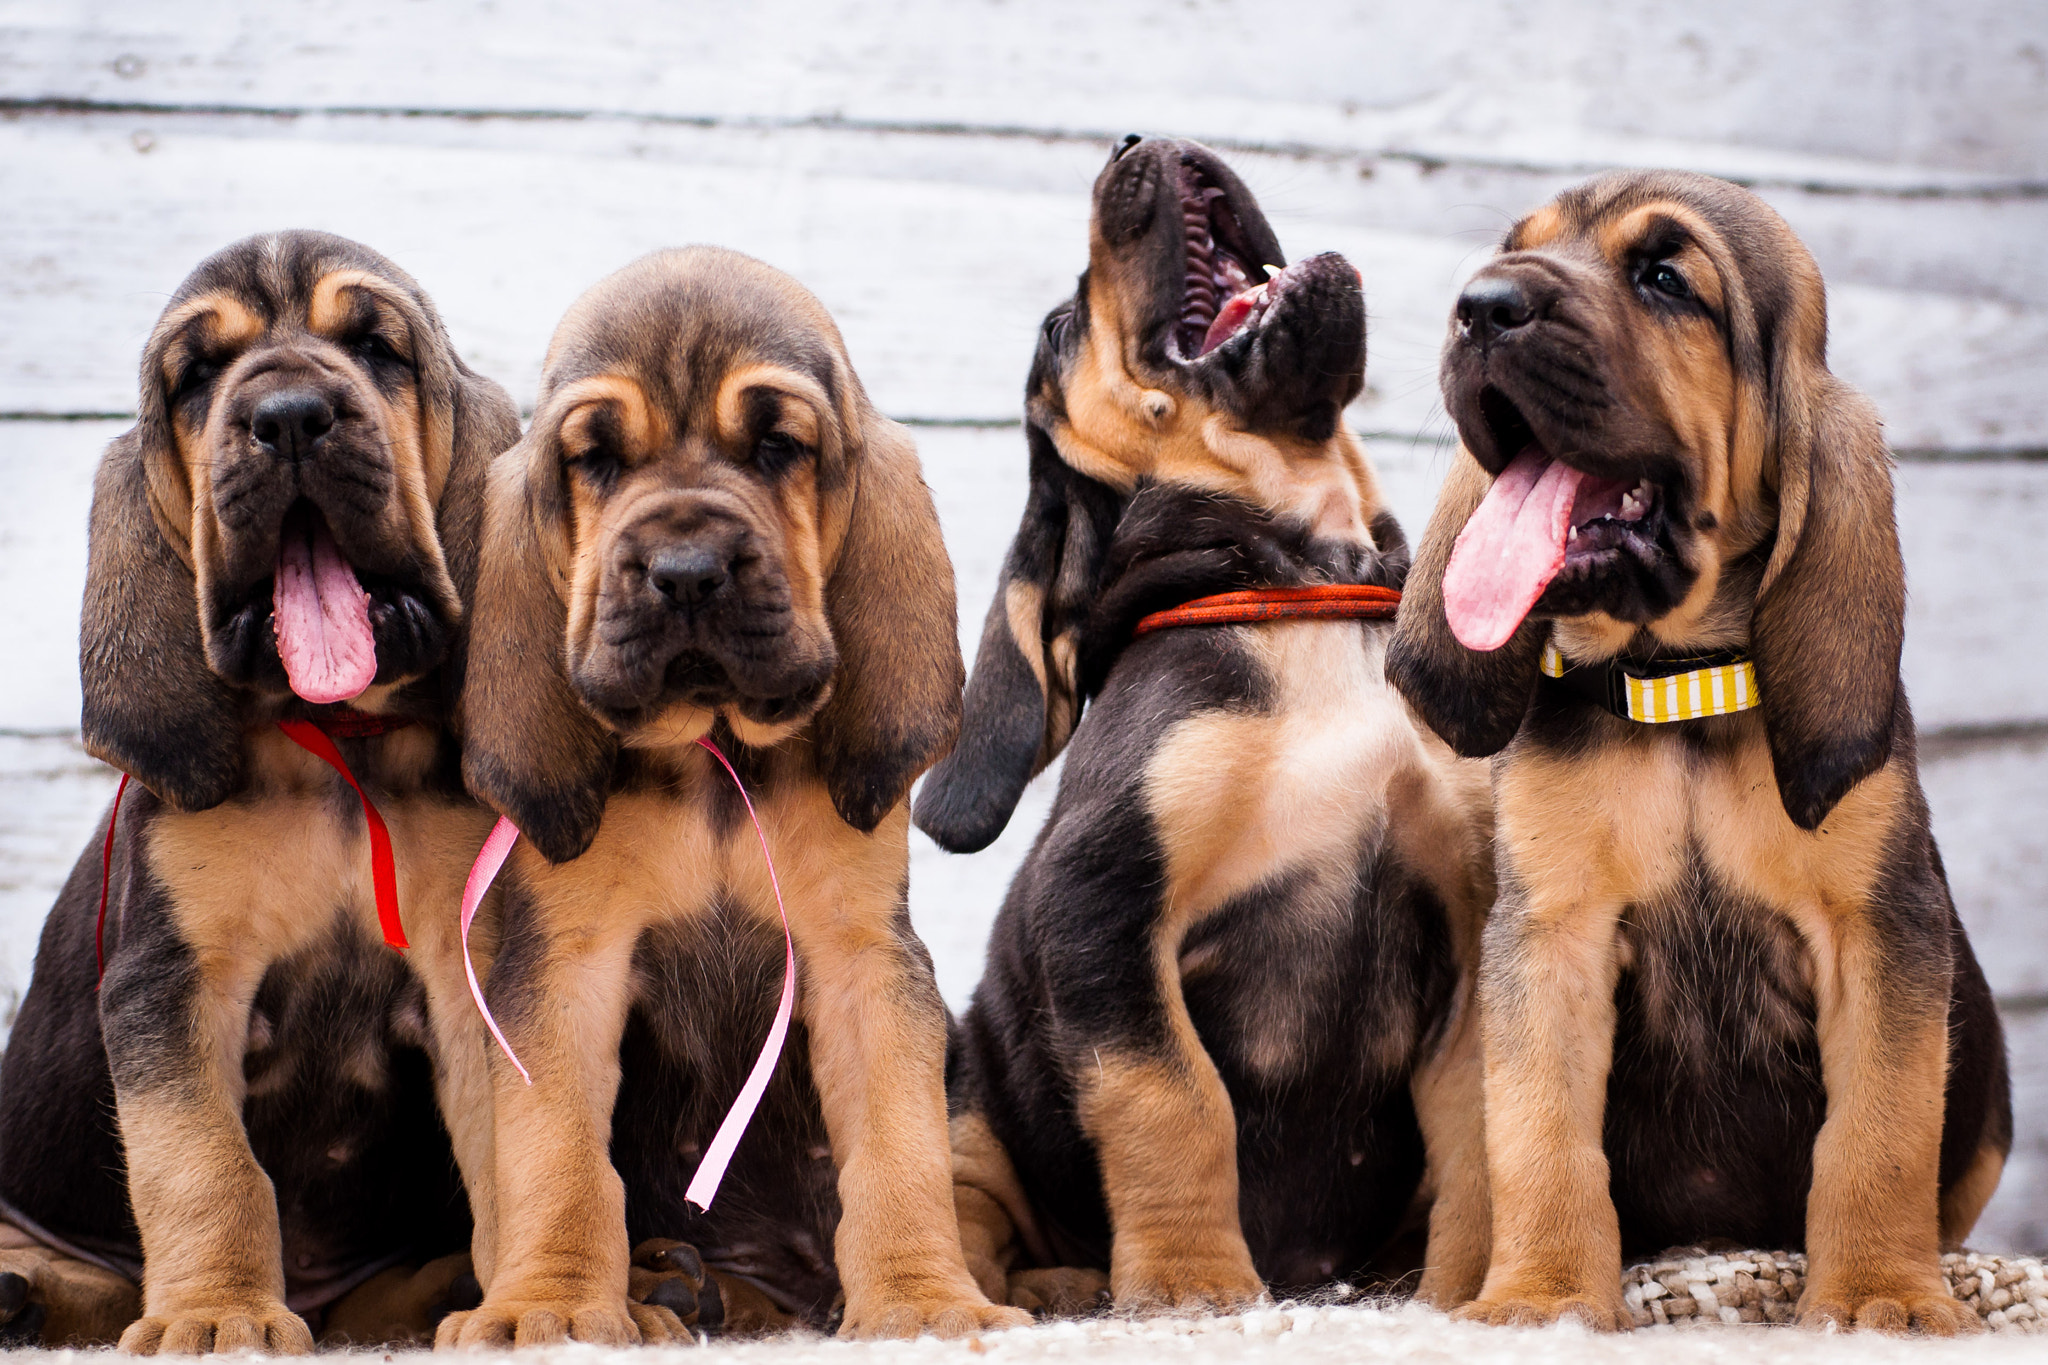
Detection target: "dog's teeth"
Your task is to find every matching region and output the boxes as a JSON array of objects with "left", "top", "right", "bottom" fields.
[
  {"left": 1568, "top": 525, "right": 1579, "bottom": 542},
  {"left": 1263, "top": 264, "right": 1283, "bottom": 278}
]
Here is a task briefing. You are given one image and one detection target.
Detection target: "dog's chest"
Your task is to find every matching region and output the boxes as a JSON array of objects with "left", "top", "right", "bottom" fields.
[
  {"left": 144, "top": 785, "right": 488, "bottom": 966},
  {"left": 1142, "top": 623, "right": 1425, "bottom": 926}
]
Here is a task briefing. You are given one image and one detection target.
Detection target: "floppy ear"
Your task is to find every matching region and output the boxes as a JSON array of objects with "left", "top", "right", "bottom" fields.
[
  {"left": 810, "top": 412, "right": 966, "bottom": 833},
  {"left": 430, "top": 362, "right": 522, "bottom": 719},
  {"left": 912, "top": 420, "right": 1119, "bottom": 853},
  {"left": 1750, "top": 374, "right": 1903, "bottom": 830},
  {"left": 79, "top": 423, "right": 245, "bottom": 811},
  {"left": 1385, "top": 451, "right": 1547, "bottom": 757},
  {"left": 460, "top": 431, "right": 618, "bottom": 863}
]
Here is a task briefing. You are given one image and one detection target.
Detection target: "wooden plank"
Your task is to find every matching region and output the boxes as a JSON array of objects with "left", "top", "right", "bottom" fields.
[
  {"left": 4, "top": 116, "right": 2044, "bottom": 449},
  {"left": 4, "top": 0, "right": 2042, "bottom": 181}
]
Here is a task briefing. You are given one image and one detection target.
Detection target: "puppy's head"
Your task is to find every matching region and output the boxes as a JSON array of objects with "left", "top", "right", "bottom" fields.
[
  {"left": 914, "top": 136, "right": 1384, "bottom": 853},
  {"left": 83, "top": 232, "right": 518, "bottom": 810},
  {"left": 1069, "top": 134, "right": 1366, "bottom": 442},
  {"left": 463, "top": 248, "right": 962, "bottom": 862},
  {"left": 1390, "top": 171, "right": 1904, "bottom": 829}
]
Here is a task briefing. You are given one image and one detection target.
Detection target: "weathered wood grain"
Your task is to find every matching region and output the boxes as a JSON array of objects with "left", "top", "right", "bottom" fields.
[{"left": 3, "top": 115, "right": 2043, "bottom": 450}]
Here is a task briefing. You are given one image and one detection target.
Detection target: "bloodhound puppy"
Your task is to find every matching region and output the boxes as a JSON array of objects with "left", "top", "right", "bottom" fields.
[
  {"left": 0, "top": 232, "right": 520, "bottom": 1351},
  {"left": 442, "top": 247, "right": 1030, "bottom": 1344},
  {"left": 914, "top": 137, "right": 1496, "bottom": 1314},
  {"left": 1386, "top": 170, "right": 2011, "bottom": 1333}
]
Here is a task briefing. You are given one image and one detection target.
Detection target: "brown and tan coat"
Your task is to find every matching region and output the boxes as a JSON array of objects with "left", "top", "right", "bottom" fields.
[
  {"left": 441, "top": 247, "right": 1029, "bottom": 1345},
  {"left": 1386, "top": 170, "right": 2011, "bottom": 1334},
  {"left": 917, "top": 137, "right": 1496, "bottom": 1315},
  {"left": 0, "top": 232, "right": 521, "bottom": 1352}
]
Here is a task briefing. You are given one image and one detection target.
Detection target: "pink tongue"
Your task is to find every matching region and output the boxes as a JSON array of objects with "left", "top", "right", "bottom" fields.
[
  {"left": 1199, "top": 281, "right": 1266, "bottom": 356},
  {"left": 1441, "top": 449, "right": 1586, "bottom": 651},
  {"left": 273, "top": 517, "right": 377, "bottom": 704}
]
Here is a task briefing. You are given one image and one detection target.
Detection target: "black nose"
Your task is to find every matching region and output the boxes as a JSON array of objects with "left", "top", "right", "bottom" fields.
[
  {"left": 647, "top": 545, "right": 732, "bottom": 609},
  {"left": 250, "top": 390, "right": 336, "bottom": 461},
  {"left": 1456, "top": 276, "right": 1536, "bottom": 345}
]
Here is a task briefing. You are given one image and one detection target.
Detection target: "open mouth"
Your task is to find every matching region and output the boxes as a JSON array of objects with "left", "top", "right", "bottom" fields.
[
  {"left": 1442, "top": 388, "right": 1664, "bottom": 651},
  {"left": 272, "top": 500, "right": 378, "bottom": 704},
  {"left": 1175, "top": 162, "right": 1275, "bottom": 359}
]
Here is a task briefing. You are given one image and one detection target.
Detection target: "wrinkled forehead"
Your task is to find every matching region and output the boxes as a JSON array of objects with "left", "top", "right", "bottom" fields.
[
  {"left": 162, "top": 234, "right": 423, "bottom": 332},
  {"left": 1510, "top": 174, "right": 1811, "bottom": 286},
  {"left": 149, "top": 234, "right": 430, "bottom": 367},
  {"left": 541, "top": 258, "right": 851, "bottom": 424}
]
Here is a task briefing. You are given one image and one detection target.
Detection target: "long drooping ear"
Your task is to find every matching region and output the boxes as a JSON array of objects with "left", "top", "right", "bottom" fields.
[
  {"left": 79, "top": 425, "right": 245, "bottom": 810},
  {"left": 1385, "top": 452, "right": 1547, "bottom": 757},
  {"left": 460, "top": 430, "right": 618, "bottom": 863},
  {"left": 810, "top": 412, "right": 966, "bottom": 833},
  {"left": 912, "top": 420, "right": 1120, "bottom": 852},
  {"left": 430, "top": 362, "right": 522, "bottom": 718},
  {"left": 1750, "top": 373, "right": 1903, "bottom": 830}
]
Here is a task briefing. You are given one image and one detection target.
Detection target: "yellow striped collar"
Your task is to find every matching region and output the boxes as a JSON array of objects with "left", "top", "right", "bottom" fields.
[{"left": 1540, "top": 640, "right": 1760, "bottom": 724}]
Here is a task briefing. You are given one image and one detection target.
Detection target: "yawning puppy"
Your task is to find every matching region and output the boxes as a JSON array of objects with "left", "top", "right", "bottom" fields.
[
  {"left": 444, "top": 247, "right": 1030, "bottom": 1344},
  {"left": 0, "top": 232, "right": 520, "bottom": 1351},
  {"left": 1387, "top": 171, "right": 2010, "bottom": 1332},
  {"left": 916, "top": 137, "right": 1496, "bottom": 1313}
]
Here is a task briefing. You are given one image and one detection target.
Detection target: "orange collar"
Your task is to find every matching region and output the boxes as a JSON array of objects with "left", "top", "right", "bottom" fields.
[{"left": 1133, "top": 584, "right": 1401, "bottom": 637}]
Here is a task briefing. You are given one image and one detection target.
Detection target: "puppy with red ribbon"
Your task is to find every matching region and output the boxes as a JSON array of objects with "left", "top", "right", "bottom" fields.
[{"left": 0, "top": 233, "right": 521, "bottom": 1351}]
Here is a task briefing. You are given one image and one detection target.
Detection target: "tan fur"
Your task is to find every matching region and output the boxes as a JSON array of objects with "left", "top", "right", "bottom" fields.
[
  {"left": 116, "top": 740, "right": 500, "bottom": 1353},
  {"left": 1061, "top": 625, "right": 1491, "bottom": 1308},
  {"left": 449, "top": 248, "right": 1014, "bottom": 1345},
  {"left": 316, "top": 1253, "right": 473, "bottom": 1347},
  {"left": 938, "top": 150, "right": 1495, "bottom": 1312},
  {"left": 0, "top": 1231, "right": 142, "bottom": 1347},
  {"left": 1940, "top": 1143, "right": 2007, "bottom": 1252},
  {"left": 1074, "top": 1053, "right": 1261, "bottom": 1313},
  {"left": 1421, "top": 177, "right": 1986, "bottom": 1335},
  {"left": 68, "top": 238, "right": 521, "bottom": 1356}
]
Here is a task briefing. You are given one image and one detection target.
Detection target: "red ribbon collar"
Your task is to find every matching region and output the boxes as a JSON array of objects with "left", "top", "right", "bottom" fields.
[
  {"left": 1132, "top": 583, "right": 1401, "bottom": 637},
  {"left": 96, "top": 710, "right": 416, "bottom": 982}
]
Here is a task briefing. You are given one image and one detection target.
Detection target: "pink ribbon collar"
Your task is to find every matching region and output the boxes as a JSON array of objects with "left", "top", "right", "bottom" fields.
[{"left": 459, "top": 735, "right": 796, "bottom": 1213}]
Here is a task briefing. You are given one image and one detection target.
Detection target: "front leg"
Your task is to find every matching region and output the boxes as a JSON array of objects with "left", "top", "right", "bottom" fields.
[
  {"left": 791, "top": 809, "right": 1028, "bottom": 1339},
  {"left": 1411, "top": 983, "right": 1491, "bottom": 1308},
  {"left": 394, "top": 821, "right": 506, "bottom": 1288},
  {"left": 1032, "top": 855, "right": 1262, "bottom": 1314},
  {"left": 1797, "top": 912, "right": 1976, "bottom": 1335},
  {"left": 1454, "top": 886, "right": 1628, "bottom": 1330},
  {"left": 101, "top": 942, "right": 311, "bottom": 1355},
  {"left": 435, "top": 879, "right": 682, "bottom": 1349}
]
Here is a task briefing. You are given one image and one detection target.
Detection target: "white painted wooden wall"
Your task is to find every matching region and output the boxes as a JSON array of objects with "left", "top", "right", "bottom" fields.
[{"left": 0, "top": 0, "right": 2042, "bottom": 1252}]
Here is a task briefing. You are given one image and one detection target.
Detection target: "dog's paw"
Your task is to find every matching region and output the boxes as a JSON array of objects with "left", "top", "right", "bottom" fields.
[
  {"left": 0, "top": 1272, "right": 48, "bottom": 1347},
  {"left": 1007, "top": 1266, "right": 1111, "bottom": 1318},
  {"left": 119, "top": 1301, "right": 315, "bottom": 1355},
  {"left": 1109, "top": 1254, "right": 1265, "bottom": 1316},
  {"left": 433, "top": 1295, "right": 644, "bottom": 1349},
  {"left": 1452, "top": 1291, "right": 1631, "bottom": 1331},
  {"left": 1797, "top": 1281, "right": 1982, "bottom": 1336},
  {"left": 627, "top": 1239, "right": 724, "bottom": 1339},
  {"left": 839, "top": 1291, "right": 1031, "bottom": 1339}
]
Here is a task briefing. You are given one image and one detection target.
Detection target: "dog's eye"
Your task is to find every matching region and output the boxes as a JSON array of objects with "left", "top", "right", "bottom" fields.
[
  {"left": 170, "top": 358, "right": 221, "bottom": 404},
  {"left": 564, "top": 444, "right": 621, "bottom": 489},
  {"left": 1646, "top": 262, "right": 1691, "bottom": 300},
  {"left": 752, "top": 431, "right": 810, "bottom": 474},
  {"left": 352, "top": 332, "right": 412, "bottom": 369}
]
